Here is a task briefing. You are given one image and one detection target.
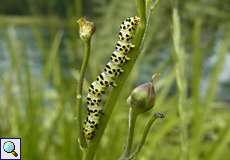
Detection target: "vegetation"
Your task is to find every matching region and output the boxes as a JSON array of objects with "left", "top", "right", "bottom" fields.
[{"left": 0, "top": 0, "right": 230, "bottom": 160}]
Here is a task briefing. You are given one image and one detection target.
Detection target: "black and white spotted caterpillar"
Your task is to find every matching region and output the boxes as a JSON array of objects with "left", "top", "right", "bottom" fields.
[{"left": 83, "top": 16, "right": 140, "bottom": 140}]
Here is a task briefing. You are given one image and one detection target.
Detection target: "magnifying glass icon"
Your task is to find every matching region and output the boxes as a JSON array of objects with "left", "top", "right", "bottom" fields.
[{"left": 3, "top": 141, "right": 18, "bottom": 157}]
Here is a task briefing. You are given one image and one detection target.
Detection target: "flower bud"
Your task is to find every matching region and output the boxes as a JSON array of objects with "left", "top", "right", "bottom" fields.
[
  {"left": 77, "top": 17, "right": 96, "bottom": 41},
  {"left": 127, "top": 82, "right": 156, "bottom": 114}
]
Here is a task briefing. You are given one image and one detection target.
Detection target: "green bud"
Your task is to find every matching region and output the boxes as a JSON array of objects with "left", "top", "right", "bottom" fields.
[
  {"left": 77, "top": 17, "right": 96, "bottom": 41},
  {"left": 127, "top": 82, "right": 156, "bottom": 114},
  {"left": 127, "top": 74, "right": 159, "bottom": 114}
]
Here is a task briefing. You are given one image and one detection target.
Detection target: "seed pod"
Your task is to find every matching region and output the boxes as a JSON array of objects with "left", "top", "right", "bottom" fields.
[
  {"left": 127, "top": 81, "right": 156, "bottom": 114},
  {"left": 77, "top": 17, "right": 96, "bottom": 41}
]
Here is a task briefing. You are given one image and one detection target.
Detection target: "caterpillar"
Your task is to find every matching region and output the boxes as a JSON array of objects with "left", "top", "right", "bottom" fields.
[{"left": 83, "top": 16, "right": 140, "bottom": 140}]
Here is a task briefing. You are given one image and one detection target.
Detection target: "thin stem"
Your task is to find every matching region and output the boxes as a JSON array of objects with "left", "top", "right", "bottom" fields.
[
  {"left": 122, "top": 108, "right": 138, "bottom": 159},
  {"left": 136, "top": 0, "right": 147, "bottom": 24},
  {"left": 75, "top": 0, "right": 82, "bottom": 17},
  {"left": 129, "top": 112, "right": 164, "bottom": 160},
  {"left": 76, "top": 38, "right": 91, "bottom": 148},
  {"left": 190, "top": 18, "right": 203, "bottom": 160},
  {"left": 172, "top": 8, "right": 188, "bottom": 160},
  {"left": 146, "top": 0, "right": 160, "bottom": 26}
]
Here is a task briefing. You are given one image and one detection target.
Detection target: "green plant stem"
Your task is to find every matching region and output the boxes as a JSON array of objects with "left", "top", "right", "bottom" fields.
[
  {"left": 77, "top": 38, "right": 91, "bottom": 148},
  {"left": 75, "top": 0, "right": 82, "bottom": 17},
  {"left": 122, "top": 108, "right": 138, "bottom": 159},
  {"left": 172, "top": 8, "right": 188, "bottom": 160},
  {"left": 83, "top": 0, "right": 147, "bottom": 159},
  {"left": 44, "top": 32, "right": 63, "bottom": 79},
  {"left": 129, "top": 112, "right": 164, "bottom": 160},
  {"left": 190, "top": 18, "right": 203, "bottom": 160}
]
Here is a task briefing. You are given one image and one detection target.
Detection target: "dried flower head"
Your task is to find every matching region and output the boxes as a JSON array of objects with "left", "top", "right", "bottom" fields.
[{"left": 77, "top": 17, "right": 96, "bottom": 41}]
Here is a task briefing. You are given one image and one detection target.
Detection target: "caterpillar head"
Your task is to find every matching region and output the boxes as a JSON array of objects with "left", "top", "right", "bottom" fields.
[
  {"left": 133, "top": 16, "right": 140, "bottom": 25},
  {"left": 84, "top": 128, "right": 95, "bottom": 140}
]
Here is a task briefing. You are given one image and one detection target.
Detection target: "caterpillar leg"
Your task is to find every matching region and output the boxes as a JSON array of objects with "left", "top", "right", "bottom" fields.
[
  {"left": 100, "top": 109, "right": 105, "bottom": 115},
  {"left": 125, "top": 56, "right": 130, "bottom": 61},
  {"left": 110, "top": 81, "right": 117, "bottom": 87}
]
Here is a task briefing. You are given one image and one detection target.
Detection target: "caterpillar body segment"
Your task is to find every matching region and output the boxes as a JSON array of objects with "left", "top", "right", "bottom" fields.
[{"left": 103, "top": 61, "right": 124, "bottom": 76}]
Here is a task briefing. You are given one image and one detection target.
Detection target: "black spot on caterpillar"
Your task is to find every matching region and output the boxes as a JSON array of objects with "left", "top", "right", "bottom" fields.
[{"left": 83, "top": 16, "right": 140, "bottom": 140}]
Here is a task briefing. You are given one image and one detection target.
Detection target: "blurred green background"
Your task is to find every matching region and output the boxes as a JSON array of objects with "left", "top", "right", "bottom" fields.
[{"left": 0, "top": 0, "right": 230, "bottom": 160}]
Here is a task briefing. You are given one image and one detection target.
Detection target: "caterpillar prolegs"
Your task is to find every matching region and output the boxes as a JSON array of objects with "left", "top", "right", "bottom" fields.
[{"left": 83, "top": 16, "right": 140, "bottom": 140}]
